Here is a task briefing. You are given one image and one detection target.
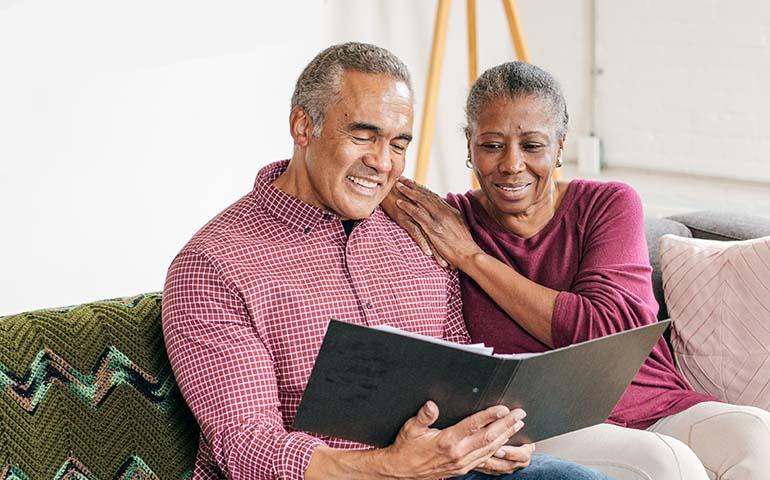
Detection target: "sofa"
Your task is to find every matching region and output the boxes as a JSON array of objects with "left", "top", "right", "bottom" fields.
[{"left": 2, "top": 210, "right": 769, "bottom": 479}]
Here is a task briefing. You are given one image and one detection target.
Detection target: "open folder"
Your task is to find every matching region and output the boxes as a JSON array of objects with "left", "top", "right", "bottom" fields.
[{"left": 293, "top": 319, "right": 670, "bottom": 447}]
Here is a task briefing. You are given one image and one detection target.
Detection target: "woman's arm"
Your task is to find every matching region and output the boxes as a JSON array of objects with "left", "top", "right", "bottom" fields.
[
  {"left": 390, "top": 179, "right": 559, "bottom": 347},
  {"left": 390, "top": 179, "right": 657, "bottom": 350}
]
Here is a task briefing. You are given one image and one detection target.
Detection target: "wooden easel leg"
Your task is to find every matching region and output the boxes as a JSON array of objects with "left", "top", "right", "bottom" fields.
[
  {"left": 467, "top": 0, "right": 480, "bottom": 188},
  {"left": 467, "top": 0, "right": 478, "bottom": 87},
  {"left": 415, "top": 0, "right": 451, "bottom": 185},
  {"left": 502, "top": 0, "right": 531, "bottom": 62}
]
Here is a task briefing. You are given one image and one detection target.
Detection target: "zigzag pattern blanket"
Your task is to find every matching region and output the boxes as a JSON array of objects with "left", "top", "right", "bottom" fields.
[{"left": 0, "top": 293, "right": 198, "bottom": 479}]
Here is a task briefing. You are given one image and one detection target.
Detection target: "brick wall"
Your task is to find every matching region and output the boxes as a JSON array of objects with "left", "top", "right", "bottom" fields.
[{"left": 595, "top": 0, "right": 770, "bottom": 183}]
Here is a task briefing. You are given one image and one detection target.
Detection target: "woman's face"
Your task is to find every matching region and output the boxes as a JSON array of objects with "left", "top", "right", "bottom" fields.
[{"left": 469, "top": 95, "right": 564, "bottom": 219}]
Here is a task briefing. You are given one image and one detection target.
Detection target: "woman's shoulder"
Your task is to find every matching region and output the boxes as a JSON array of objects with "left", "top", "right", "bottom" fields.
[{"left": 567, "top": 179, "right": 642, "bottom": 212}]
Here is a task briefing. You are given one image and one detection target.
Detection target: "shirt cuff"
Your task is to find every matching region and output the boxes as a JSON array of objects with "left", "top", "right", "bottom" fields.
[
  {"left": 274, "top": 431, "right": 327, "bottom": 480},
  {"left": 551, "top": 291, "right": 575, "bottom": 348}
]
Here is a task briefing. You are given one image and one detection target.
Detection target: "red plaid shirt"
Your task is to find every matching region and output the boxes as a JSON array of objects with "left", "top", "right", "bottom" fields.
[{"left": 162, "top": 160, "right": 469, "bottom": 480}]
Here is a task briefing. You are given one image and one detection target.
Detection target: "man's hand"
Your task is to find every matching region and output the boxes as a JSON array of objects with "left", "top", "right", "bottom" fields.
[
  {"left": 474, "top": 444, "right": 535, "bottom": 475},
  {"left": 381, "top": 401, "right": 529, "bottom": 478}
]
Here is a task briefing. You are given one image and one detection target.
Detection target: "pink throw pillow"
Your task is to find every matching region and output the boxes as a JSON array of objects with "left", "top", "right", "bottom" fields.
[{"left": 660, "top": 234, "right": 770, "bottom": 409}]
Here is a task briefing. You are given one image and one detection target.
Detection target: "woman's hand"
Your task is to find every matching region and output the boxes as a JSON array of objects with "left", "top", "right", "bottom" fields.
[
  {"left": 393, "top": 178, "right": 483, "bottom": 270},
  {"left": 380, "top": 178, "right": 446, "bottom": 266}
]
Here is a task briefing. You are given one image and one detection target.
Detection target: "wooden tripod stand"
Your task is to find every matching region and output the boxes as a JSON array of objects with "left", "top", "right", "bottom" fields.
[{"left": 413, "top": 0, "right": 531, "bottom": 186}]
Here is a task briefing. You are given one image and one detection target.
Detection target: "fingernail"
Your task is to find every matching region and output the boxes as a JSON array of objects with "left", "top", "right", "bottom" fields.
[
  {"left": 494, "top": 449, "right": 506, "bottom": 458},
  {"left": 515, "top": 409, "right": 527, "bottom": 420},
  {"left": 396, "top": 199, "right": 403, "bottom": 206},
  {"left": 514, "top": 421, "right": 525, "bottom": 431}
]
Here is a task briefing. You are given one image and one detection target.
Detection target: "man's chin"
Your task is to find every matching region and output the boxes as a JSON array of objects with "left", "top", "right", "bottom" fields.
[{"left": 336, "top": 203, "right": 378, "bottom": 221}]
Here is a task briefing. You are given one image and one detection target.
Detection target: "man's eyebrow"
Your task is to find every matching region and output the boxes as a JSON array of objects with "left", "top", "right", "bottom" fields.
[
  {"left": 348, "top": 122, "right": 413, "bottom": 142},
  {"left": 347, "top": 122, "right": 382, "bottom": 133}
]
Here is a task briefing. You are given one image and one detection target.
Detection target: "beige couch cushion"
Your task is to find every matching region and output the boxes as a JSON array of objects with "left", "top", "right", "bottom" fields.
[{"left": 660, "top": 234, "right": 770, "bottom": 408}]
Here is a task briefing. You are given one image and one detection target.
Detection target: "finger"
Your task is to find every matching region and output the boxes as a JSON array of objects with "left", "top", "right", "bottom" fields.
[
  {"left": 433, "top": 249, "right": 449, "bottom": 269},
  {"left": 398, "top": 176, "right": 434, "bottom": 197},
  {"left": 492, "top": 444, "right": 534, "bottom": 463},
  {"left": 454, "top": 411, "right": 522, "bottom": 461},
  {"left": 400, "top": 400, "right": 440, "bottom": 441},
  {"left": 396, "top": 198, "right": 435, "bottom": 228},
  {"left": 474, "top": 456, "right": 528, "bottom": 474},
  {"left": 416, "top": 400, "right": 439, "bottom": 427},
  {"left": 452, "top": 418, "right": 523, "bottom": 474},
  {"left": 450, "top": 405, "right": 510, "bottom": 439},
  {"left": 396, "top": 181, "right": 445, "bottom": 212},
  {"left": 405, "top": 220, "right": 433, "bottom": 257}
]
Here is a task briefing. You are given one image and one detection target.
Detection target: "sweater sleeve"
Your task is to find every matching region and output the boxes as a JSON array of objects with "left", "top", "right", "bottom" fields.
[
  {"left": 162, "top": 250, "right": 326, "bottom": 480},
  {"left": 551, "top": 183, "right": 659, "bottom": 348}
]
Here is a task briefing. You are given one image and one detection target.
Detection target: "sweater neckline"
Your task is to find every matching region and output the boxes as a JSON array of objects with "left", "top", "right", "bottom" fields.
[{"left": 467, "top": 179, "right": 580, "bottom": 243}]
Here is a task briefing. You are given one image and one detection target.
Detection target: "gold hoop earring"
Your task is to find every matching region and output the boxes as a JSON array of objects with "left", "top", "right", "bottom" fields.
[
  {"left": 466, "top": 157, "right": 472, "bottom": 169},
  {"left": 556, "top": 158, "right": 563, "bottom": 168}
]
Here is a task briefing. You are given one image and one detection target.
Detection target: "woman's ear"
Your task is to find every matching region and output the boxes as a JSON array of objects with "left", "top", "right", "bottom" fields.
[{"left": 289, "top": 106, "right": 313, "bottom": 147}]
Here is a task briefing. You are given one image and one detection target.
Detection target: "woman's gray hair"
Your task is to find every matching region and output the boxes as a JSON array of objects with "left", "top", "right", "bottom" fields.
[
  {"left": 465, "top": 61, "right": 568, "bottom": 139},
  {"left": 291, "top": 42, "right": 413, "bottom": 137}
]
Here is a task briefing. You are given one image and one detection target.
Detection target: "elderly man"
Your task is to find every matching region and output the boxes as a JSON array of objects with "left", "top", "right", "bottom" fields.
[{"left": 162, "top": 42, "right": 611, "bottom": 480}]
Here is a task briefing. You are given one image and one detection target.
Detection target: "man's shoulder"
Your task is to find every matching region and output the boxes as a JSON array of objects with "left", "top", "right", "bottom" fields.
[
  {"left": 365, "top": 209, "right": 452, "bottom": 278},
  {"left": 179, "top": 191, "right": 288, "bottom": 263}
]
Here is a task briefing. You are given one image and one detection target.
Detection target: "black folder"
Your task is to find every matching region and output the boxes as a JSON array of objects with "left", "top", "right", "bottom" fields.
[{"left": 293, "top": 319, "right": 670, "bottom": 447}]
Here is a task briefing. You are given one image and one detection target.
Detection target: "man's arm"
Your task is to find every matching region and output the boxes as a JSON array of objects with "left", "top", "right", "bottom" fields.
[
  {"left": 162, "top": 250, "right": 325, "bottom": 480},
  {"left": 163, "top": 250, "right": 530, "bottom": 479}
]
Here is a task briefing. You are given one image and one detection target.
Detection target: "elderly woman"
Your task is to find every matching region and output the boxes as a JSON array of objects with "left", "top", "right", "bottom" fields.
[{"left": 383, "top": 62, "right": 770, "bottom": 480}]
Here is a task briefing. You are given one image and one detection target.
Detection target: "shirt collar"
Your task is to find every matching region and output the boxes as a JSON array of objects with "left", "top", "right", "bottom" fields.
[{"left": 253, "top": 159, "right": 347, "bottom": 234}]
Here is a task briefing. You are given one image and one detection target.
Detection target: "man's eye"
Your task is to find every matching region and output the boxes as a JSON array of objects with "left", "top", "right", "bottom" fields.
[
  {"left": 390, "top": 143, "right": 407, "bottom": 154},
  {"left": 353, "top": 136, "right": 373, "bottom": 143}
]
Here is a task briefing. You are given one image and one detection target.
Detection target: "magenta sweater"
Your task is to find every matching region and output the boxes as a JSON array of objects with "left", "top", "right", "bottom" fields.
[{"left": 446, "top": 179, "right": 716, "bottom": 429}]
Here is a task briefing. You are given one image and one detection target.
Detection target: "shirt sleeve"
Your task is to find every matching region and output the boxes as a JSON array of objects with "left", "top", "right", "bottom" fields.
[
  {"left": 551, "top": 183, "right": 659, "bottom": 348},
  {"left": 162, "top": 249, "right": 326, "bottom": 480},
  {"left": 442, "top": 269, "right": 471, "bottom": 345}
]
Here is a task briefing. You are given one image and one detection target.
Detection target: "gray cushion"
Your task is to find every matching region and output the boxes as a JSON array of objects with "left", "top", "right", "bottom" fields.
[
  {"left": 667, "top": 210, "right": 770, "bottom": 241},
  {"left": 644, "top": 217, "right": 692, "bottom": 320}
]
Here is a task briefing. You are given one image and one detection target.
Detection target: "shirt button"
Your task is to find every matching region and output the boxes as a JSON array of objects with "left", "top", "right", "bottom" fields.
[
  {"left": 365, "top": 302, "right": 373, "bottom": 310},
  {"left": 303, "top": 227, "right": 311, "bottom": 234}
]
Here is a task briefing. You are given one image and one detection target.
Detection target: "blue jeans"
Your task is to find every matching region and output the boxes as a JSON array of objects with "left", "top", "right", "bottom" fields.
[{"left": 454, "top": 454, "right": 613, "bottom": 480}]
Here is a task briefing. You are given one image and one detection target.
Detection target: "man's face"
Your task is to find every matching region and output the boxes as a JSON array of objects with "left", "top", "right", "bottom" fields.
[{"left": 300, "top": 71, "right": 414, "bottom": 220}]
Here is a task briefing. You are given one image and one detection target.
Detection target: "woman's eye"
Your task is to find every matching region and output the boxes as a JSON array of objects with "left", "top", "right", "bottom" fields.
[
  {"left": 481, "top": 143, "right": 503, "bottom": 151},
  {"left": 523, "top": 143, "right": 544, "bottom": 151}
]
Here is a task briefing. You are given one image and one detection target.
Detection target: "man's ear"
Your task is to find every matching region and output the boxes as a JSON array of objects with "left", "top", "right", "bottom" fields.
[{"left": 289, "top": 106, "right": 313, "bottom": 147}]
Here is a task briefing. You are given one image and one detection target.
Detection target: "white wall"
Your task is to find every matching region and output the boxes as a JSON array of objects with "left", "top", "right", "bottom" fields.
[
  {"left": 595, "top": 0, "right": 770, "bottom": 183},
  {"left": 0, "top": 0, "right": 592, "bottom": 315}
]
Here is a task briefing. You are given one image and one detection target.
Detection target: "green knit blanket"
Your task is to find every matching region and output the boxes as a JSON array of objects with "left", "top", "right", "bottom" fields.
[{"left": 0, "top": 293, "right": 198, "bottom": 479}]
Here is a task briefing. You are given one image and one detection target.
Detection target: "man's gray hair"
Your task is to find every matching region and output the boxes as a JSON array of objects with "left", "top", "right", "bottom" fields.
[
  {"left": 465, "top": 61, "right": 568, "bottom": 139},
  {"left": 291, "top": 42, "right": 413, "bottom": 137}
]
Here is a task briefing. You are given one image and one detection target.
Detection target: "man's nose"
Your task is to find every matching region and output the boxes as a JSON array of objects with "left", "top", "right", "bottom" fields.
[{"left": 362, "top": 141, "right": 392, "bottom": 173}]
